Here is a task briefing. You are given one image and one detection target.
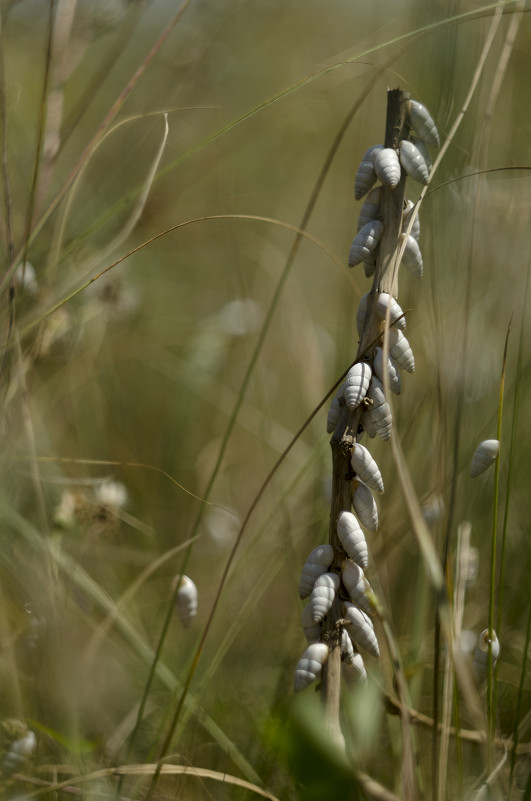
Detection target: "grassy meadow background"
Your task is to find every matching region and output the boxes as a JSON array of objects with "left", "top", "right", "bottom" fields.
[{"left": 0, "top": 0, "right": 530, "bottom": 798}]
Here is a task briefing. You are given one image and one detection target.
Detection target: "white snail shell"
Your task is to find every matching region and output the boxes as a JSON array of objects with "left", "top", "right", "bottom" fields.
[
  {"left": 341, "top": 628, "right": 356, "bottom": 664},
  {"left": 374, "top": 147, "right": 401, "bottom": 189},
  {"left": 402, "top": 199, "right": 420, "bottom": 241},
  {"left": 473, "top": 628, "right": 500, "bottom": 683},
  {"left": 342, "top": 601, "right": 380, "bottom": 657},
  {"left": 326, "top": 389, "right": 344, "bottom": 434},
  {"left": 310, "top": 572, "right": 340, "bottom": 623},
  {"left": 401, "top": 234, "right": 423, "bottom": 278},
  {"left": 344, "top": 361, "right": 372, "bottom": 410},
  {"left": 299, "top": 543, "right": 335, "bottom": 599},
  {"left": 342, "top": 651, "right": 367, "bottom": 684},
  {"left": 341, "top": 559, "right": 373, "bottom": 614},
  {"left": 301, "top": 602, "right": 322, "bottom": 644},
  {"left": 348, "top": 220, "right": 384, "bottom": 267},
  {"left": 357, "top": 187, "right": 381, "bottom": 230},
  {"left": 407, "top": 100, "right": 440, "bottom": 148},
  {"left": 373, "top": 347, "right": 401, "bottom": 395},
  {"left": 354, "top": 144, "right": 383, "bottom": 200},
  {"left": 337, "top": 510, "right": 368, "bottom": 569},
  {"left": 399, "top": 140, "right": 430, "bottom": 185},
  {"left": 470, "top": 439, "right": 500, "bottom": 477},
  {"left": 411, "top": 136, "right": 432, "bottom": 169},
  {"left": 173, "top": 575, "right": 198, "bottom": 627},
  {"left": 363, "top": 377, "right": 392, "bottom": 441},
  {"left": 375, "top": 292, "right": 406, "bottom": 330},
  {"left": 388, "top": 328, "right": 415, "bottom": 373},
  {"left": 352, "top": 479, "right": 378, "bottom": 532},
  {"left": 294, "top": 642, "right": 329, "bottom": 692},
  {"left": 350, "top": 443, "right": 384, "bottom": 493}
]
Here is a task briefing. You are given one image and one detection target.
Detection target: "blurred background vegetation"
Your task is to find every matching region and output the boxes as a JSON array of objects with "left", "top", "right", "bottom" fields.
[{"left": 0, "top": 0, "right": 529, "bottom": 798}]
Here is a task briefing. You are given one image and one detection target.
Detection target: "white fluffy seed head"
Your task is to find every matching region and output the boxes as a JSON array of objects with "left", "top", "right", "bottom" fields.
[{"left": 470, "top": 439, "right": 500, "bottom": 477}]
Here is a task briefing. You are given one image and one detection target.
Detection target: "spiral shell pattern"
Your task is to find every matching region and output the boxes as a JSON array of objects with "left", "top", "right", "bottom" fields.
[
  {"left": 337, "top": 510, "right": 368, "bottom": 569},
  {"left": 470, "top": 439, "right": 499, "bottom": 477},
  {"left": 299, "top": 544, "right": 335, "bottom": 599},
  {"left": 294, "top": 642, "right": 329, "bottom": 692},
  {"left": 374, "top": 147, "right": 401, "bottom": 188},
  {"left": 407, "top": 100, "right": 440, "bottom": 148}
]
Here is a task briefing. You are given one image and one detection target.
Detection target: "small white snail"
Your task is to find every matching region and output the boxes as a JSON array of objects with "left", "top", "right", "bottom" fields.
[
  {"left": 388, "top": 328, "right": 415, "bottom": 373},
  {"left": 473, "top": 628, "right": 500, "bottom": 683},
  {"left": 342, "top": 601, "right": 380, "bottom": 657},
  {"left": 344, "top": 362, "right": 372, "bottom": 411},
  {"left": 348, "top": 220, "right": 384, "bottom": 267},
  {"left": 350, "top": 444, "right": 384, "bottom": 494},
  {"left": 342, "top": 651, "right": 367, "bottom": 684},
  {"left": 352, "top": 480, "right": 378, "bottom": 532},
  {"left": 341, "top": 559, "right": 373, "bottom": 614},
  {"left": 294, "top": 642, "right": 329, "bottom": 692},
  {"left": 374, "top": 147, "right": 401, "bottom": 188},
  {"left": 407, "top": 100, "right": 440, "bottom": 148},
  {"left": 470, "top": 439, "right": 499, "bottom": 477},
  {"left": 401, "top": 234, "right": 423, "bottom": 278},
  {"left": 301, "top": 602, "right": 322, "bottom": 644},
  {"left": 337, "top": 510, "right": 368, "bottom": 569},
  {"left": 310, "top": 572, "right": 340, "bottom": 623},
  {"left": 362, "top": 377, "right": 392, "bottom": 441},
  {"left": 373, "top": 347, "right": 402, "bottom": 395},
  {"left": 173, "top": 574, "right": 198, "bottom": 628},
  {"left": 357, "top": 186, "right": 381, "bottom": 230},
  {"left": 354, "top": 144, "right": 383, "bottom": 200},
  {"left": 299, "top": 543, "right": 334, "bottom": 599},
  {"left": 375, "top": 292, "right": 407, "bottom": 330},
  {"left": 399, "top": 139, "right": 430, "bottom": 185}
]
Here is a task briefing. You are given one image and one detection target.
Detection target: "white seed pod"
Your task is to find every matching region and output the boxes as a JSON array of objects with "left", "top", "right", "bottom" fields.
[
  {"left": 342, "top": 651, "right": 367, "bottom": 684},
  {"left": 374, "top": 147, "right": 401, "bottom": 189},
  {"left": 388, "top": 328, "right": 415, "bottom": 373},
  {"left": 354, "top": 144, "right": 383, "bottom": 200},
  {"left": 294, "top": 642, "right": 329, "bottom": 692},
  {"left": 401, "top": 234, "right": 423, "bottom": 278},
  {"left": 411, "top": 136, "right": 432, "bottom": 170},
  {"left": 373, "top": 347, "right": 401, "bottom": 395},
  {"left": 301, "top": 602, "right": 322, "bottom": 644},
  {"left": 348, "top": 220, "right": 384, "bottom": 267},
  {"left": 352, "top": 479, "right": 378, "bottom": 532},
  {"left": 470, "top": 439, "right": 500, "bottom": 478},
  {"left": 402, "top": 199, "right": 420, "bottom": 241},
  {"left": 399, "top": 139, "right": 430, "bottom": 185},
  {"left": 407, "top": 99, "right": 440, "bottom": 148},
  {"left": 299, "top": 543, "right": 335, "bottom": 599},
  {"left": 357, "top": 186, "right": 381, "bottom": 230},
  {"left": 310, "top": 572, "right": 340, "bottom": 623},
  {"left": 343, "top": 601, "right": 380, "bottom": 657},
  {"left": 473, "top": 628, "right": 500, "bottom": 683},
  {"left": 375, "top": 292, "right": 406, "bottom": 330},
  {"left": 337, "top": 510, "right": 368, "bottom": 569},
  {"left": 350, "top": 444, "right": 384, "bottom": 493},
  {"left": 364, "top": 376, "right": 392, "bottom": 441},
  {"left": 173, "top": 575, "right": 198, "bottom": 627},
  {"left": 341, "top": 559, "right": 373, "bottom": 614},
  {"left": 344, "top": 361, "right": 372, "bottom": 410}
]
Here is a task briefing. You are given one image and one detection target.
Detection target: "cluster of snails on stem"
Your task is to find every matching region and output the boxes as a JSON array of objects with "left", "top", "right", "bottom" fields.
[{"left": 294, "top": 93, "right": 440, "bottom": 703}]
